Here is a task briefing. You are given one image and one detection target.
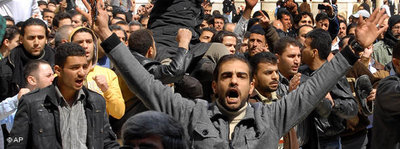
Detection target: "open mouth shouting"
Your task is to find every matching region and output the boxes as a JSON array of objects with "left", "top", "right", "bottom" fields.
[
  {"left": 226, "top": 88, "right": 240, "bottom": 104},
  {"left": 75, "top": 78, "right": 84, "bottom": 88}
]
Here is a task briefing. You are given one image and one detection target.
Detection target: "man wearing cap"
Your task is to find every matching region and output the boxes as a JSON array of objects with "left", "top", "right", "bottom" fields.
[
  {"left": 373, "top": 15, "right": 400, "bottom": 66},
  {"left": 351, "top": 10, "right": 371, "bottom": 24}
]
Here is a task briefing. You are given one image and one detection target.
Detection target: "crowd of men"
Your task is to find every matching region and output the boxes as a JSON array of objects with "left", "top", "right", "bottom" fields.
[{"left": 0, "top": 0, "right": 398, "bottom": 148}]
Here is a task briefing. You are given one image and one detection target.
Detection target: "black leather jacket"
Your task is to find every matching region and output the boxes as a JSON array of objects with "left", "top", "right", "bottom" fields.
[
  {"left": 7, "top": 79, "right": 119, "bottom": 149},
  {"left": 131, "top": 47, "right": 192, "bottom": 84}
]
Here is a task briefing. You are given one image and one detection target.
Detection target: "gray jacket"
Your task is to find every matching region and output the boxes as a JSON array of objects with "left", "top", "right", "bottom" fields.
[{"left": 101, "top": 34, "right": 358, "bottom": 148}]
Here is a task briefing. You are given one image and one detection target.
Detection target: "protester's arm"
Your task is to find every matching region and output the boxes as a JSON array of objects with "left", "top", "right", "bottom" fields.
[
  {"left": 259, "top": 12, "right": 279, "bottom": 51},
  {"left": 7, "top": 97, "right": 30, "bottom": 149},
  {"left": 0, "top": 94, "right": 18, "bottom": 120},
  {"left": 93, "top": 1, "right": 196, "bottom": 122},
  {"left": 265, "top": 8, "right": 389, "bottom": 137},
  {"left": 375, "top": 77, "right": 400, "bottom": 116},
  {"left": 150, "top": 29, "right": 193, "bottom": 84},
  {"left": 102, "top": 71, "right": 125, "bottom": 119},
  {"left": 233, "top": 0, "right": 257, "bottom": 40}
]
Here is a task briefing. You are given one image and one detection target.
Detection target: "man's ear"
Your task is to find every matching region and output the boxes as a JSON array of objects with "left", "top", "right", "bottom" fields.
[
  {"left": 275, "top": 53, "right": 280, "bottom": 63},
  {"left": 54, "top": 65, "right": 61, "bottom": 76},
  {"left": 2, "top": 39, "right": 9, "bottom": 47},
  {"left": 27, "top": 76, "right": 36, "bottom": 86},
  {"left": 249, "top": 79, "right": 255, "bottom": 95},
  {"left": 19, "top": 35, "right": 23, "bottom": 44},
  {"left": 212, "top": 81, "right": 217, "bottom": 94},
  {"left": 312, "top": 49, "right": 318, "bottom": 58}
]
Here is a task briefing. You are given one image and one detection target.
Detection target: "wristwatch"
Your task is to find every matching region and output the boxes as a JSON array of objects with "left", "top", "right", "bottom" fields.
[{"left": 350, "top": 40, "right": 364, "bottom": 52}]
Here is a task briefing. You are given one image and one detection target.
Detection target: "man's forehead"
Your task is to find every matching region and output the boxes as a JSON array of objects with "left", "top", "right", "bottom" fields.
[{"left": 219, "top": 60, "right": 250, "bottom": 73}]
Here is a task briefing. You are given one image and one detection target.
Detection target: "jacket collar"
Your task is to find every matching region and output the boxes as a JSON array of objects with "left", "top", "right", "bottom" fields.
[{"left": 45, "top": 77, "right": 93, "bottom": 109}]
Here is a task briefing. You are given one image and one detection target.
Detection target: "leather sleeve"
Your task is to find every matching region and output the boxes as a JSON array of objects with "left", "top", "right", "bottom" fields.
[{"left": 149, "top": 48, "right": 193, "bottom": 84}]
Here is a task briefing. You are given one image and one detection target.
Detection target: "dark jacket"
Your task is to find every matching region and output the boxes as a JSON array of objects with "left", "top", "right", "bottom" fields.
[
  {"left": 300, "top": 64, "right": 358, "bottom": 138},
  {"left": 101, "top": 33, "right": 359, "bottom": 148},
  {"left": 0, "top": 45, "right": 54, "bottom": 101},
  {"left": 132, "top": 47, "right": 192, "bottom": 84},
  {"left": 372, "top": 74, "right": 400, "bottom": 149},
  {"left": 7, "top": 79, "right": 119, "bottom": 149}
]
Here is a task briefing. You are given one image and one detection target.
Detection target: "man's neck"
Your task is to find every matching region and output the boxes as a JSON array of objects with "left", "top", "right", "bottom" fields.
[
  {"left": 258, "top": 89, "right": 272, "bottom": 99},
  {"left": 309, "top": 59, "right": 326, "bottom": 71},
  {"left": 57, "top": 80, "right": 77, "bottom": 106}
]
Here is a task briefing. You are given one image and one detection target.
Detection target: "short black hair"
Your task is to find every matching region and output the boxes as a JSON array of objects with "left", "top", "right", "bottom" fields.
[
  {"left": 109, "top": 25, "right": 127, "bottom": 41},
  {"left": 70, "top": 27, "right": 95, "bottom": 42},
  {"left": 23, "top": 60, "right": 50, "bottom": 84},
  {"left": 122, "top": 111, "right": 186, "bottom": 149},
  {"left": 315, "top": 12, "right": 329, "bottom": 22},
  {"left": 213, "top": 14, "right": 226, "bottom": 23},
  {"left": 250, "top": 52, "right": 278, "bottom": 73},
  {"left": 52, "top": 12, "right": 71, "bottom": 28},
  {"left": 112, "top": 9, "right": 127, "bottom": 20},
  {"left": 129, "top": 20, "right": 142, "bottom": 27},
  {"left": 338, "top": 35, "right": 355, "bottom": 49},
  {"left": 128, "top": 29, "right": 153, "bottom": 56},
  {"left": 273, "top": 36, "right": 302, "bottom": 55},
  {"left": 42, "top": 8, "right": 55, "bottom": 15},
  {"left": 297, "top": 25, "right": 314, "bottom": 35},
  {"left": 55, "top": 42, "right": 86, "bottom": 67},
  {"left": 294, "top": 11, "right": 314, "bottom": 25},
  {"left": 212, "top": 30, "right": 238, "bottom": 43},
  {"left": 252, "top": 10, "right": 270, "bottom": 19},
  {"left": 346, "top": 23, "right": 357, "bottom": 36},
  {"left": 37, "top": 1, "right": 47, "bottom": 6},
  {"left": 3, "top": 16, "right": 14, "bottom": 26},
  {"left": 1, "top": 26, "right": 20, "bottom": 44},
  {"left": 305, "top": 28, "right": 332, "bottom": 60},
  {"left": 21, "top": 18, "right": 48, "bottom": 37},
  {"left": 213, "top": 54, "right": 253, "bottom": 82},
  {"left": 277, "top": 8, "right": 291, "bottom": 20},
  {"left": 116, "top": 20, "right": 128, "bottom": 26},
  {"left": 201, "top": 27, "right": 216, "bottom": 35},
  {"left": 68, "top": 10, "right": 88, "bottom": 24}
]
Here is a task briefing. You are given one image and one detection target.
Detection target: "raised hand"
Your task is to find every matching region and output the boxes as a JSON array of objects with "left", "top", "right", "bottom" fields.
[
  {"left": 258, "top": 10, "right": 270, "bottom": 29},
  {"left": 356, "top": 8, "right": 389, "bottom": 48},
  {"left": 93, "top": 75, "right": 109, "bottom": 92}
]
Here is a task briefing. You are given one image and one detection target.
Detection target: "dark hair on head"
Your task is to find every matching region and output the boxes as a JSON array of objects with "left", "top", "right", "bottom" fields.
[
  {"left": 129, "top": 20, "right": 142, "bottom": 27},
  {"left": 339, "top": 20, "right": 346, "bottom": 26},
  {"left": 244, "top": 31, "right": 251, "bottom": 39},
  {"left": 109, "top": 25, "right": 127, "bottom": 41},
  {"left": 128, "top": 29, "right": 153, "bottom": 56},
  {"left": 139, "top": 15, "right": 149, "bottom": 23},
  {"left": 315, "top": 12, "right": 329, "bottom": 22},
  {"left": 346, "top": 23, "right": 357, "bottom": 36},
  {"left": 212, "top": 10, "right": 221, "bottom": 16},
  {"left": 297, "top": 25, "right": 314, "bottom": 35},
  {"left": 52, "top": 12, "right": 71, "bottom": 28},
  {"left": 1, "top": 26, "right": 20, "bottom": 44},
  {"left": 273, "top": 36, "right": 302, "bottom": 55},
  {"left": 213, "top": 54, "right": 253, "bottom": 82},
  {"left": 253, "top": 10, "right": 270, "bottom": 19},
  {"left": 294, "top": 11, "right": 314, "bottom": 25},
  {"left": 305, "top": 28, "right": 332, "bottom": 60},
  {"left": 213, "top": 14, "right": 226, "bottom": 23},
  {"left": 393, "top": 41, "right": 400, "bottom": 59},
  {"left": 277, "top": 8, "right": 291, "bottom": 20},
  {"left": 204, "top": 14, "right": 213, "bottom": 24},
  {"left": 21, "top": 18, "right": 48, "bottom": 37},
  {"left": 3, "top": 16, "right": 14, "bottom": 26},
  {"left": 247, "top": 18, "right": 260, "bottom": 31},
  {"left": 121, "top": 111, "right": 186, "bottom": 149},
  {"left": 37, "top": 1, "right": 47, "bottom": 5},
  {"left": 250, "top": 52, "right": 278, "bottom": 73},
  {"left": 339, "top": 35, "right": 355, "bottom": 49},
  {"left": 112, "top": 9, "right": 127, "bottom": 20},
  {"left": 23, "top": 59, "right": 50, "bottom": 84},
  {"left": 48, "top": 1, "right": 56, "bottom": 5},
  {"left": 55, "top": 42, "right": 86, "bottom": 67},
  {"left": 42, "top": 8, "right": 55, "bottom": 15},
  {"left": 201, "top": 27, "right": 217, "bottom": 34},
  {"left": 211, "top": 30, "right": 237, "bottom": 43},
  {"left": 67, "top": 10, "right": 88, "bottom": 23}
]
